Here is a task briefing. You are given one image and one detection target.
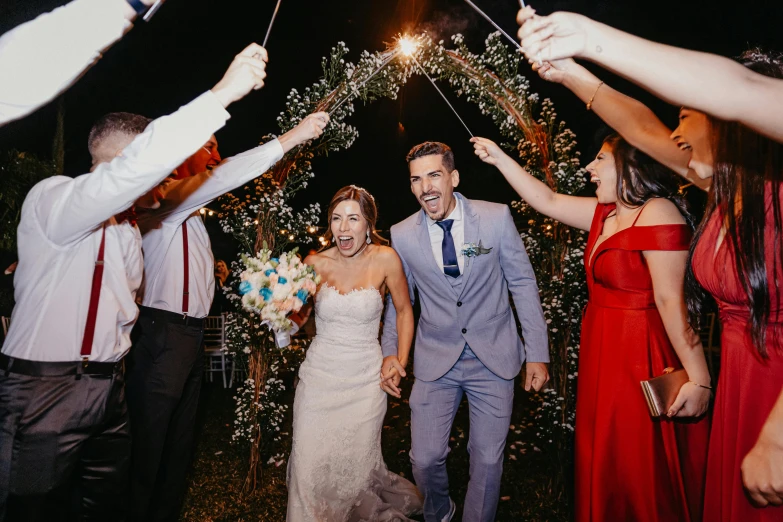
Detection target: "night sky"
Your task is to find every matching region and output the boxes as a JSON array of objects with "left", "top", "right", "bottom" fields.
[{"left": 1, "top": 0, "right": 781, "bottom": 258}]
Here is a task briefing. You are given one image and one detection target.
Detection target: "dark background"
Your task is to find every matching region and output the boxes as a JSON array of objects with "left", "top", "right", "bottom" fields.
[{"left": 1, "top": 0, "right": 781, "bottom": 251}]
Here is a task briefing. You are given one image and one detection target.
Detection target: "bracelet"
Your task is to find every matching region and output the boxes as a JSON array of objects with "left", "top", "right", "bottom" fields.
[
  {"left": 688, "top": 380, "right": 713, "bottom": 390},
  {"left": 586, "top": 81, "right": 604, "bottom": 111}
]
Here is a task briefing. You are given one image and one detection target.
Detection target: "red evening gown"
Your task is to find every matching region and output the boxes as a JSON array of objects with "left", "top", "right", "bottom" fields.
[
  {"left": 575, "top": 203, "right": 710, "bottom": 522},
  {"left": 694, "top": 190, "right": 783, "bottom": 522}
]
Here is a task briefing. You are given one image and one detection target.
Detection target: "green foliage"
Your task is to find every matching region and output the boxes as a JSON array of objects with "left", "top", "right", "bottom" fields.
[{"left": 0, "top": 150, "right": 56, "bottom": 252}]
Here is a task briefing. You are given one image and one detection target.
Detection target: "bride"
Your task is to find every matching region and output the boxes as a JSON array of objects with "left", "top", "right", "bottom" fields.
[{"left": 286, "top": 185, "right": 423, "bottom": 521}]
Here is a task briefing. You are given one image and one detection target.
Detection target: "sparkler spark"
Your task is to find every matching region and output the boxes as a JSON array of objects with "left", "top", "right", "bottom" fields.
[{"left": 397, "top": 36, "right": 420, "bottom": 57}]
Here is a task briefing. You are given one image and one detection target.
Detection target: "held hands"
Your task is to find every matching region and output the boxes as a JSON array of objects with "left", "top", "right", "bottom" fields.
[
  {"left": 211, "top": 43, "right": 269, "bottom": 108},
  {"left": 667, "top": 381, "right": 711, "bottom": 418},
  {"left": 742, "top": 424, "right": 783, "bottom": 506},
  {"left": 279, "top": 112, "right": 330, "bottom": 152},
  {"left": 470, "top": 137, "right": 511, "bottom": 167},
  {"left": 380, "top": 355, "right": 407, "bottom": 399},
  {"left": 532, "top": 58, "right": 578, "bottom": 84},
  {"left": 517, "top": 7, "right": 590, "bottom": 64},
  {"left": 524, "top": 362, "right": 550, "bottom": 392}
]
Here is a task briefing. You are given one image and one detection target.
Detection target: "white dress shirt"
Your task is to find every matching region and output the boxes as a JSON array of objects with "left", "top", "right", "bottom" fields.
[
  {"left": 137, "top": 139, "right": 285, "bottom": 318},
  {"left": 2, "top": 91, "right": 230, "bottom": 363},
  {"left": 427, "top": 194, "right": 465, "bottom": 275},
  {"left": 0, "top": 0, "right": 133, "bottom": 127}
]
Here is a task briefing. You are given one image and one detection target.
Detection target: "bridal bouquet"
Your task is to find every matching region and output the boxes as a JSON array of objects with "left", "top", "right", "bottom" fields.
[{"left": 238, "top": 248, "right": 319, "bottom": 347}]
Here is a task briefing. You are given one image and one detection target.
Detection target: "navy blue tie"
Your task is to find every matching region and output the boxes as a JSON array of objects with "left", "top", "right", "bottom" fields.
[{"left": 435, "top": 220, "right": 460, "bottom": 278}]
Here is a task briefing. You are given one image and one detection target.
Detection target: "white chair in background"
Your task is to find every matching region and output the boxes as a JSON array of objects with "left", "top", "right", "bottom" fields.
[{"left": 203, "top": 315, "right": 228, "bottom": 388}]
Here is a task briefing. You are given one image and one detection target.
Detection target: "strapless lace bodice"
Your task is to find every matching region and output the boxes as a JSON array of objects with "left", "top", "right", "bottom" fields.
[{"left": 313, "top": 285, "right": 383, "bottom": 346}]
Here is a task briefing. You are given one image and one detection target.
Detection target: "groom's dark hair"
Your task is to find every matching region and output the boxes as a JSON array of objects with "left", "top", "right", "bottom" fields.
[{"left": 406, "top": 142, "right": 455, "bottom": 172}]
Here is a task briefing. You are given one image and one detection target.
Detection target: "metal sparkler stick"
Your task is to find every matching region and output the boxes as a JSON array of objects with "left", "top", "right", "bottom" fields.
[
  {"left": 262, "top": 0, "right": 283, "bottom": 48},
  {"left": 519, "top": 0, "right": 527, "bottom": 8},
  {"left": 463, "top": 0, "right": 523, "bottom": 52},
  {"left": 329, "top": 51, "right": 400, "bottom": 114},
  {"left": 409, "top": 55, "right": 474, "bottom": 137}
]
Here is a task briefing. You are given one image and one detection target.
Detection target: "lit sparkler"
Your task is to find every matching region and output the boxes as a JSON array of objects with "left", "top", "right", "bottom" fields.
[{"left": 329, "top": 35, "right": 421, "bottom": 115}]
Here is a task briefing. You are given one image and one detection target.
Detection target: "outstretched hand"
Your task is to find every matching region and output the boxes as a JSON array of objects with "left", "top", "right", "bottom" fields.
[
  {"left": 517, "top": 7, "right": 590, "bottom": 64},
  {"left": 380, "top": 355, "right": 407, "bottom": 399},
  {"left": 524, "top": 362, "right": 550, "bottom": 392},
  {"left": 470, "top": 137, "right": 509, "bottom": 167},
  {"left": 279, "top": 112, "right": 330, "bottom": 152},
  {"left": 211, "top": 43, "right": 269, "bottom": 108}
]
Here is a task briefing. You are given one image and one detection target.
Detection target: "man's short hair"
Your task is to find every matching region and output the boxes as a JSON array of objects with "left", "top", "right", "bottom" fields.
[
  {"left": 88, "top": 112, "right": 152, "bottom": 156},
  {"left": 406, "top": 141, "right": 456, "bottom": 172}
]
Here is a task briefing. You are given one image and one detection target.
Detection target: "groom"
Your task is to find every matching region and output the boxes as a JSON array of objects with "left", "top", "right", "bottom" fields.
[{"left": 381, "top": 142, "right": 550, "bottom": 522}]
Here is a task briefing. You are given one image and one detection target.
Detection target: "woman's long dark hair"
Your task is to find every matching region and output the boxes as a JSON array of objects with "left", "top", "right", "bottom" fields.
[
  {"left": 605, "top": 134, "right": 692, "bottom": 225},
  {"left": 685, "top": 49, "right": 783, "bottom": 357}
]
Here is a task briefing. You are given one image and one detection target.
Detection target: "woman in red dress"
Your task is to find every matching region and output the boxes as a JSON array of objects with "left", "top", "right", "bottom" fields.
[
  {"left": 673, "top": 53, "right": 783, "bottom": 521},
  {"left": 473, "top": 134, "right": 712, "bottom": 521}
]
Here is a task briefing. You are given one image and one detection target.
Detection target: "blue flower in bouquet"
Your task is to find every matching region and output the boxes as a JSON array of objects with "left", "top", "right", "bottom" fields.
[
  {"left": 296, "top": 289, "right": 309, "bottom": 303},
  {"left": 239, "top": 281, "right": 252, "bottom": 295},
  {"left": 278, "top": 276, "right": 288, "bottom": 285},
  {"left": 260, "top": 287, "right": 273, "bottom": 301},
  {"left": 271, "top": 257, "right": 279, "bottom": 264},
  {"left": 265, "top": 269, "right": 277, "bottom": 277}
]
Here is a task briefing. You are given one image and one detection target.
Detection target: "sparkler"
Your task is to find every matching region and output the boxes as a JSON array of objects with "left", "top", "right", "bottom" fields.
[
  {"left": 519, "top": 0, "right": 527, "bottom": 7},
  {"left": 463, "top": 0, "right": 523, "bottom": 52},
  {"left": 262, "top": 0, "right": 283, "bottom": 48},
  {"left": 409, "top": 54, "right": 474, "bottom": 137},
  {"left": 328, "top": 35, "right": 419, "bottom": 115}
]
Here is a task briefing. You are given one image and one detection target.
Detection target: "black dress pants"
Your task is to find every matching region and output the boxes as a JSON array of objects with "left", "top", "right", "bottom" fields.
[
  {"left": 0, "top": 359, "right": 130, "bottom": 522},
  {"left": 125, "top": 308, "right": 204, "bottom": 522}
]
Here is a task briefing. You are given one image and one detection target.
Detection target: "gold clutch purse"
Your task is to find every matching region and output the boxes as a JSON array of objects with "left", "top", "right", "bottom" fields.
[{"left": 640, "top": 367, "right": 689, "bottom": 418}]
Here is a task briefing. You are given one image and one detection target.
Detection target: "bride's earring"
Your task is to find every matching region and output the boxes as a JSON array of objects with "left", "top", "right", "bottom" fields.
[{"left": 366, "top": 230, "right": 371, "bottom": 245}]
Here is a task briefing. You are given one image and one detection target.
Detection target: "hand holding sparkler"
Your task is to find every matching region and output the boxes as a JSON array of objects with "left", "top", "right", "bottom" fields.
[{"left": 211, "top": 43, "right": 268, "bottom": 108}]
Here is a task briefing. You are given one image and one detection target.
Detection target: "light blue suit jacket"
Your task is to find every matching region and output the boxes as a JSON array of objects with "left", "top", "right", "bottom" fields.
[{"left": 381, "top": 194, "right": 549, "bottom": 381}]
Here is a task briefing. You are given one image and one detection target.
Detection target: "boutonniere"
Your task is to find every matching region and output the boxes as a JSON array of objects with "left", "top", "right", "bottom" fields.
[{"left": 461, "top": 241, "right": 492, "bottom": 258}]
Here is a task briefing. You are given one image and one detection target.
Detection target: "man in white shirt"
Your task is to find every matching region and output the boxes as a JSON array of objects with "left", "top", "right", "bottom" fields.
[
  {"left": 0, "top": 43, "right": 270, "bottom": 521},
  {"left": 126, "top": 112, "right": 328, "bottom": 522},
  {"left": 0, "top": 0, "right": 164, "bottom": 127}
]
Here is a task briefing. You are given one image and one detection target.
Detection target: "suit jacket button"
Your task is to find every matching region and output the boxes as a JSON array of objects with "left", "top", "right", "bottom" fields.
[
  {"left": 461, "top": 328, "right": 467, "bottom": 334},
  {"left": 457, "top": 301, "right": 462, "bottom": 307}
]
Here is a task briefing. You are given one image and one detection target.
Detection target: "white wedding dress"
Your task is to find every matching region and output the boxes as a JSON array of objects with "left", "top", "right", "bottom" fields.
[{"left": 287, "top": 285, "right": 423, "bottom": 522}]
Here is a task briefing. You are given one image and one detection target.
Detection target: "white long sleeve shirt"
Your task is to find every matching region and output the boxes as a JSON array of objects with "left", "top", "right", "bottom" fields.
[
  {"left": 2, "top": 91, "right": 230, "bottom": 363},
  {"left": 0, "top": 0, "right": 133, "bottom": 127},
  {"left": 137, "top": 139, "right": 285, "bottom": 318}
]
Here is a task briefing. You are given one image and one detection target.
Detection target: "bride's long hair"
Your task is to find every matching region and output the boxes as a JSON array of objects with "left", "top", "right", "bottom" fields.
[{"left": 322, "top": 185, "right": 388, "bottom": 248}]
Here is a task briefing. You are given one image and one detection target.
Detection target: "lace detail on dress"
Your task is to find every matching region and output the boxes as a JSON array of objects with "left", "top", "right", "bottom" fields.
[{"left": 287, "top": 285, "right": 422, "bottom": 521}]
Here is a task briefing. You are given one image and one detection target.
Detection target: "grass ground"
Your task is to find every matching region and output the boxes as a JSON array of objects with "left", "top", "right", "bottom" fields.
[{"left": 180, "top": 370, "right": 571, "bottom": 522}]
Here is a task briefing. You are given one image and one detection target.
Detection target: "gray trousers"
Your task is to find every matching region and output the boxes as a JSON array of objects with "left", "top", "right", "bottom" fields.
[
  {"left": 410, "top": 345, "right": 514, "bottom": 522},
  {"left": 0, "top": 363, "right": 130, "bottom": 521}
]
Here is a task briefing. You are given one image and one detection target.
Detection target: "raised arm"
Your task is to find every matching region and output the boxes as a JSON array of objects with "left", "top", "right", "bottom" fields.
[
  {"left": 0, "top": 0, "right": 153, "bottom": 126},
  {"left": 534, "top": 59, "right": 709, "bottom": 190},
  {"left": 472, "top": 136, "right": 596, "bottom": 230},
  {"left": 152, "top": 113, "right": 329, "bottom": 225},
  {"left": 35, "top": 43, "right": 270, "bottom": 246},
  {"left": 517, "top": 7, "right": 783, "bottom": 144}
]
